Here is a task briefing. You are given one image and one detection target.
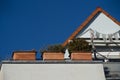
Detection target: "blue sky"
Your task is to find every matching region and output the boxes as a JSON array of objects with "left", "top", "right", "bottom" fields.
[{"left": 0, "top": 0, "right": 120, "bottom": 60}]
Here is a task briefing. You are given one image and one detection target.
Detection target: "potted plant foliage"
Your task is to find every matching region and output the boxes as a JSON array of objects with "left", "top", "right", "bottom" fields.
[
  {"left": 67, "top": 38, "right": 92, "bottom": 60},
  {"left": 41, "top": 44, "right": 65, "bottom": 60}
]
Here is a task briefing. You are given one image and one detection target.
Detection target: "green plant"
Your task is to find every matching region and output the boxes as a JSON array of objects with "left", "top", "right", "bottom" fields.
[
  {"left": 40, "top": 44, "right": 65, "bottom": 53},
  {"left": 67, "top": 38, "right": 92, "bottom": 53}
]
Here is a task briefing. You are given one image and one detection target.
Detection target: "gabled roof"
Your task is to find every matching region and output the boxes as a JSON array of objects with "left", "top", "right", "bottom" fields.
[{"left": 62, "top": 7, "right": 120, "bottom": 46}]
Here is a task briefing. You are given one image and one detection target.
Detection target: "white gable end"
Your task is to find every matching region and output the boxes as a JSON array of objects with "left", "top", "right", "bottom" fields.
[{"left": 76, "top": 13, "right": 120, "bottom": 38}]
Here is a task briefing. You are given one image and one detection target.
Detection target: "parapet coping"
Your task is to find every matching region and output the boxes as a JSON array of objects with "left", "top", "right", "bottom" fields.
[{"left": 2, "top": 60, "right": 120, "bottom": 64}]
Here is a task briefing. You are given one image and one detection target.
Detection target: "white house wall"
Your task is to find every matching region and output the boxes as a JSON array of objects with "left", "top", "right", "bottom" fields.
[
  {"left": 1, "top": 63, "right": 105, "bottom": 80},
  {"left": 77, "top": 13, "right": 120, "bottom": 38},
  {"left": 0, "top": 71, "right": 3, "bottom": 80}
]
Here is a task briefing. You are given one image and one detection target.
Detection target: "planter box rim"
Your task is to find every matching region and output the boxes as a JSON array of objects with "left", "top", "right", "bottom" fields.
[
  {"left": 13, "top": 50, "right": 37, "bottom": 53},
  {"left": 70, "top": 52, "right": 92, "bottom": 60},
  {"left": 71, "top": 51, "right": 91, "bottom": 53},
  {"left": 43, "top": 52, "right": 64, "bottom": 60},
  {"left": 42, "top": 52, "right": 64, "bottom": 53}
]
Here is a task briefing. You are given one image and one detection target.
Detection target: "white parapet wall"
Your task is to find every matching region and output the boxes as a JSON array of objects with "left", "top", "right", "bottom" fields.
[
  {"left": 1, "top": 62, "right": 105, "bottom": 80},
  {"left": 0, "top": 71, "right": 3, "bottom": 80}
]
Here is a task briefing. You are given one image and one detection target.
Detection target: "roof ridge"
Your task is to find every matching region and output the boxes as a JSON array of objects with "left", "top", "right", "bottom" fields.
[{"left": 62, "top": 7, "right": 120, "bottom": 47}]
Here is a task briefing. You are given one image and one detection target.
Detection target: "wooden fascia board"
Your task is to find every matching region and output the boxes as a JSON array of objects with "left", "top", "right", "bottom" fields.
[{"left": 62, "top": 7, "right": 120, "bottom": 47}]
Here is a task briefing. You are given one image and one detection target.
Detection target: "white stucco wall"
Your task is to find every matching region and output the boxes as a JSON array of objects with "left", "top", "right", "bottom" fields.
[
  {"left": 1, "top": 63, "right": 105, "bottom": 80},
  {"left": 0, "top": 72, "right": 3, "bottom": 80}
]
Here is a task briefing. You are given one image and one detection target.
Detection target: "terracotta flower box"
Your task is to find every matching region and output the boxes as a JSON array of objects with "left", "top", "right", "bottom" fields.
[
  {"left": 12, "top": 50, "right": 36, "bottom": 60},
  {"left": 42, "top": 52, "right": 64, "bottom": 60},
  {"left": 71, "top": 52, "right": 92, "bottom": 60}
]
